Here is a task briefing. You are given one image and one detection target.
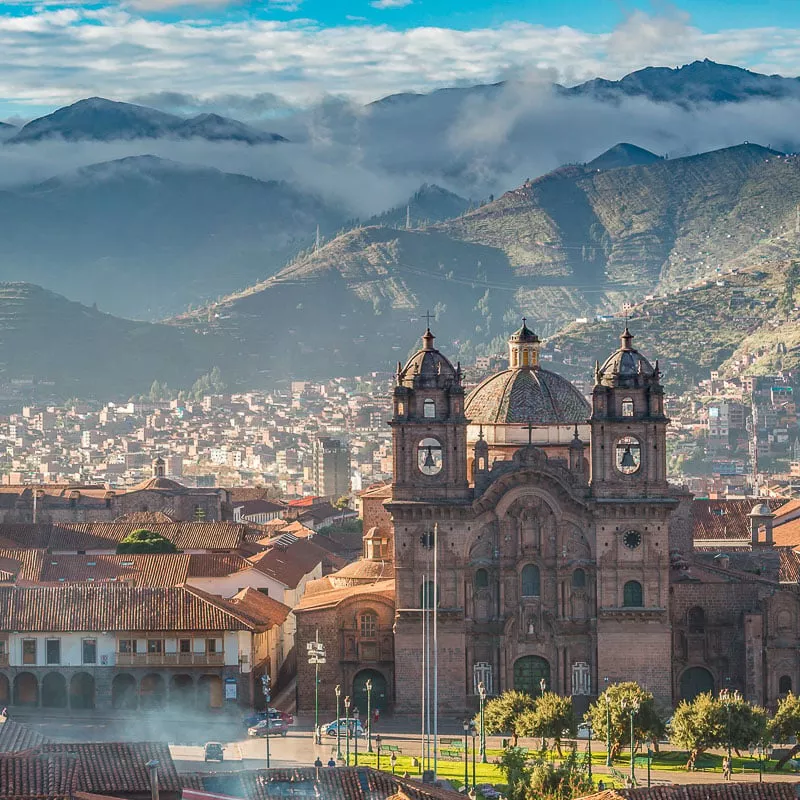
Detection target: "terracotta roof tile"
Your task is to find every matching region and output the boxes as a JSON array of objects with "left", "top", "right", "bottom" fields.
[
  {"left": 228, "top": 587, "right": 291, "bottom": 628},
  {"left": 692, "top": 498, "right": 784, "bottom": 541},
  {"left": 772, "top": 518, "right": 800, "bottom": 548},
  {"left": 246, "top": 539, "right": 326, "bottom": 589},
  {"left": 0, "top": 584, "right": 257, "bottom": 631},
  {"left": 294, "top": 578, "right": 395, "bottom": 612},
  {"left": 579, "top": 783, "right": 798, "bottom": 800},
  {"left": 0, "top": 717, "right": 49, "bottom": 752}
]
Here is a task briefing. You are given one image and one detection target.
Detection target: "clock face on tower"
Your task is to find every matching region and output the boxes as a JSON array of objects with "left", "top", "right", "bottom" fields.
[
  {"left": 418, "top": 437, "right": 443, "bottom": 475},
  {"left": 623, "top": 529, "right": 642, "bottom": 549}
]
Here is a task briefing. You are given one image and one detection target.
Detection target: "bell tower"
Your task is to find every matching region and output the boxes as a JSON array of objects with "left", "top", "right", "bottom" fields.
[
  {"left": 389, "top": 325, "right": 469, "bottom": 502},
  {"left": 590, "top": 327, "right": 676, "bottom": 707}
]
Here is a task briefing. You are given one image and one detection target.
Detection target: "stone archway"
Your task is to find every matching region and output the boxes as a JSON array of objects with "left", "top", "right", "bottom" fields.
[
  {"left": 13, "top": 672, "right": 38, "bottom": 707},
  {"left": 170, "top": 674, "right": 194, "bottom": 709},
  {"left": 352, "top": 669, "right": 388, "bottom": 713},
  {"left": 42, "top": 672, "right": 68, "bottom": 708},
  {"left": 679, "top": 666, "right": 714, "bottom": 701},
  {"left": 140, "top": 674, "right": 166, "bottom": 709},
  {"left": 112, "top": 674, "right": 138, "bottom": 710},
  {"left": 70, "top": 672, "right": 95, "bottom": 710},
  {"left": 198, "top": 675, "right": 223, "bottom": 709},
  {"left": 513, "top": 656, "right": 551, "bottom": 696}
]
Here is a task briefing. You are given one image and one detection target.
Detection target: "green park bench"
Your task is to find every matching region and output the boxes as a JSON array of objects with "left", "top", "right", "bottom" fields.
[
  {"left": 634, "top": 755, "right": 651, "bottom": 768},
  {"left": 693, "top": 755, "right": 717, "bottom": 771},
  {"left": 440, "top": 738, "right": 463, "bottom": 748},
  {"left": 382, "top": 744, "right": 402, "bottom": 754},
  {"left": 441, "top": 748, "right": 462, "bottom": 760}
]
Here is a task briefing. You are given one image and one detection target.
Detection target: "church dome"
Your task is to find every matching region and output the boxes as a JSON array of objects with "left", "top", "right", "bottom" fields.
[
  {"left": 398, "top": 327, "right": 459, "bottom": 388},
  {"left": 597, "top": 328, "right": 656, "bottom": 388},
  {"left": 466, "top": 365, "right": 590, "bottom": 425}
]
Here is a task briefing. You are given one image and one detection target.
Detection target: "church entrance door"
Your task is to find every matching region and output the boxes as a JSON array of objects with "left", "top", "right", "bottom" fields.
[
  {"left": 679, "top": 667, "right": 714, "bottom": 701},
  {"left": 513, "top": 656, "right": 550, "bottom": 696},
  {"left": 352, "top": 669, "right": 388, "bottom": 713}
]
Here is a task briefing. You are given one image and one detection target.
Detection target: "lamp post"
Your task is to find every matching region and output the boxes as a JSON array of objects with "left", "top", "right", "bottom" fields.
[
  {"left": 622, "top": 698, "right": 639, "bottom": 785},
  {"left": 376, "top": 735, "right": 382, "bottom": 771},
  {"left": 260, "top": 674, "right": 271, "bottom": 770},
  {"left": 646, "top": 742, "right": 652, "bottom": 788},
  {"left": 604, "top": 677, "right": 611, "bottom": 767},
  {"left": 335, "top": 685, "right": 342, "bottom": 761},
  {"left": 354, "top": 707, "right": 360, "bottom": 766},
  {"left": 478, "top": 681, "right": 488, "bottom": 764},
  {"left": 344, "top": 695, "right": 351, "bottom": 766},
  {"left": 749, "top": 742, "right": 773, "bottom": 783},
  {"left": 471, "top": 723, "right": 477, "bottom": 791},
  {"left": 366, "top": 679, "right": 373, "bottom": 753},
  {"left": 307, "top": 632, "right": 326, "bottom": 745},
  {"left": 720, "top": 688, "right": 733, "bottom": 766},
  {"left": 539, "top": 678, "right": 547, "bottom": 752},
  {"left": 587, "top": 722, "right": 593, "bottom": 783},
  {"left": 462, "top": 720, "right": 470, "bottom": 792}
]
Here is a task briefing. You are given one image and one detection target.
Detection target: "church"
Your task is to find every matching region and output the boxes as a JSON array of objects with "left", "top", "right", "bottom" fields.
[{"left": 295, "top": 322, "right": 800, "bottom": 716}]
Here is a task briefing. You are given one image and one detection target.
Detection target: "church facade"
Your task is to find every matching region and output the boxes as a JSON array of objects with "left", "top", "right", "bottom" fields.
[{"left": 295, "top": 323, "right": 800, "bottom": 716}]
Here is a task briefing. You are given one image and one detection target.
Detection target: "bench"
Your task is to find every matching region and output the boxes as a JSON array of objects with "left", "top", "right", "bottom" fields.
[
  {"left": 382, "top": 745, "right": 402, "bottom": 754},
  {"left": 440, "top": 739, "right": 463, "bottom": 748},
  {"left": 441, "top": 749, "right": 463, "bottom": 760},
  {"left": 692, "top": 756, "right": 717, "bottom": 772}
]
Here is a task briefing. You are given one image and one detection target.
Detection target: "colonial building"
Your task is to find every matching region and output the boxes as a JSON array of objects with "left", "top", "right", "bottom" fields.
[{"left": 295, "top": 321, "right": 800, "bottom": 716}]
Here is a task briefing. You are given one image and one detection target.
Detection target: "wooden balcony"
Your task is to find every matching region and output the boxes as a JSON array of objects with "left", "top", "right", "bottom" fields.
[{"left": 116, "top": 652, "right": 225, "bottom": 667}]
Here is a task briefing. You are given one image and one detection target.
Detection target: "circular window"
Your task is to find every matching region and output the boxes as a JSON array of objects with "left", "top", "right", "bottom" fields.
[
  {"left": 417, "top": 437, "right": 443, "bottom": 475},
  {"left": 623, "top": 530, "right": 642, "bottom": 550},
  {"left": 615, "top": 436, "right": 641, "bottom": 474}
]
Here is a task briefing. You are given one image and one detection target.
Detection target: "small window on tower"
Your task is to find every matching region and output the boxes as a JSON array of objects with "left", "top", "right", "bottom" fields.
[
  {"left": 622, "top": 398, "right": 634, "bottom": 417},
  {"left": 424, "top": 399, "right": 435, "bottom": 418},
  {"left": 397, "top": 401, "right": 405, "bottom": 415}
]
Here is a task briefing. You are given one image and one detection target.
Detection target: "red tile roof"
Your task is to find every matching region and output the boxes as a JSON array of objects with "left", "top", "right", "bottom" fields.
[
  {"left": 692, "top": 498, "right": 784, "bottom": 541},
  {"left": 579, "top": 783, "right": 798, "bottom": 800},
  {"left": 772, "top": 518, "right": 800, "bottom": 548},
  {"left": 0, "top": 584, "right": 258, "bottom": 631},
  {"left": 0, "top": 717, "right": 49, "bottom": 752},
  {"left": 779, "top": 547, "right": 800, "bottom": 582},
  {"left": 228, "top": 587, "right": 291, "bottom": 628},
  {"left": 246, "top": 539, "right": 326, "bottom": 589}
]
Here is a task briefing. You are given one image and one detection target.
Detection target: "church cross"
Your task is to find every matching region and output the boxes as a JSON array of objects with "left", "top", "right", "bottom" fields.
[
  {"left": 423, "top": 310, "right": 434, "bottom": 328},
  {"left": 526, "top": 420, "right": 534, "bottom": 445}
]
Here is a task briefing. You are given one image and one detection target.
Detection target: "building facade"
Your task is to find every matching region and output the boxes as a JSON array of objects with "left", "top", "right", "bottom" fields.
[{"left": 313, "top": 438, "right": 351, "bottom": 501}]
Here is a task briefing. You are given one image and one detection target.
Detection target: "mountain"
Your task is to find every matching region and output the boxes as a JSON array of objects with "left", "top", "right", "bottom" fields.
[
  {"left": 0, "top": 155, "right": 347, "bottom": 319},
  {"left": 364, "top": 184, "right": 471, "bottom": 228},
  {"left": 6, "top": 98, "right": 285, "bottom": 145},
  {"left": 0, "top": 283, "right": 229, "bottom": 399},
  {"left": 0, "top": 122, "right": 16, "bottom": 139},
  {"left": 171, "top": 142, "right": 800, "bottom": 381},
  {"left": 565, "top": 60, "right": 800, "bottom": 105},
  {"left": 586, "top": 143, "right": 662, "bottom": 170}
]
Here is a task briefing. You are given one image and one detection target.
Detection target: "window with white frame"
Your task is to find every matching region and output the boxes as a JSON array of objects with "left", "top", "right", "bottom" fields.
[{"left": 473, "top": 662, "right": 493, "bottom": 695}]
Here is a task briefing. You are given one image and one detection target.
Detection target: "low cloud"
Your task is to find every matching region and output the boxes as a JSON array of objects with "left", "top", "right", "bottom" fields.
[{"left": 371, "top": 0, "right": 413, "bottom": 9}]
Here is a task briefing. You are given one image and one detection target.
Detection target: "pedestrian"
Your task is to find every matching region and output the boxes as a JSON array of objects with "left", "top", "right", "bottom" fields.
[
  {"left": 373, "top": 708, "right": 380, "bottom": 725},
  {"left": 723, "top": 755, "right": 732, "bottom": 780},
  {"left": 314, "top": 757, "right": 323, "bottom": 768},
  {"left": 597, "top": 781, "right": 605, "bottom": 791},
  {"left": 328, "top": 757, "right": 336, "bottom": 768}
]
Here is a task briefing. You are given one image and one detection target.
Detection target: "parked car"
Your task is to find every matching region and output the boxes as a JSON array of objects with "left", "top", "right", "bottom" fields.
[
  {"left": 243, "top": 708, "right": 294, "bottom": 728},
  {"left": 204, "top": 742, "right": 225, "bottom": 762},
  {"left": 324, "top": 719, "right": 364, "bottom": 737},
  {"left": 248, "top": 718, "right": 289, "bottom": 737}
]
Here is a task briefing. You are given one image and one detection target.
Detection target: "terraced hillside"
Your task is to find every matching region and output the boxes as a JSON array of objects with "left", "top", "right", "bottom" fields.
[{"left": 173, "top": 144, "right": 800, "bottom": 381}]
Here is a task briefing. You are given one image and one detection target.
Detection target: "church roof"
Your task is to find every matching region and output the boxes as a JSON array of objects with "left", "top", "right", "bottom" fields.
[
  {"left": 465, "top": 366, "right": 589, "bottom": 425},
  {"left": 596, "top": 327, "right": 657, "bottom": 388},
  {"left": 397, "top": 327, "right": 459, "bottom": 388}
]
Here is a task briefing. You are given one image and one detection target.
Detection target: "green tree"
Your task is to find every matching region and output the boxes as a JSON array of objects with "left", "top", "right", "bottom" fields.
[
  {"left": 670, "top": 692, "right": 724, "bottom": 768},
  {"left": 477, "top": 690, "right": 536, "bottom": 747},
  {"left": 524, "top": 749, "right": 593, "bottom": 800},
  {"left": 517, "top": 692, "right": 575, "bottom": 756},
  {"left": 496, "top": 746, "right": 532, "bottom": 800},
  {"left": 585, "top": 682, "right": 664, "bottom": 759},
  {"left": 727, "top": 692, "right": 767, "bottom": 755},
  {"left": 333, "top": 495, "right": 350, "bottom": 524},
  {"left": 769, "top": 692, "right": 800, "bottom": 769},
  {"left": 116, "top": 528, "right": 178, "bottom": 554}
]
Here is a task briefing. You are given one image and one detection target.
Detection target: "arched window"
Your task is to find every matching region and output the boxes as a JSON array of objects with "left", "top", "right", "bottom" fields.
[
  {"left": 622, "top": 398, "right": 634, "bottom": 417},
  {"left": 780, "top": 675, "right": 793, "bottom": 695},
  {"left": 420, "top": 581, "right": 437, "bottom": 608},
  {"left": 359, "top": 612, "right": 377, "bottom": 639},
  {"left": 571, "top": 568, "right": 586, "bottom": 589},
  {"left": 423, "top": 399, "right": 436, "bottom": 419},
  {"left": 522, "top": 349, "right": 529, "bottom": 366},
  {"left": 623, "top": 580, "right": 643, "bottom": 608},
  {"left": 687, "top": 606, "right": 705, "bottom": 633},
  {"left": 474, "top": 568, "right": 489, "bottom": 589},
  {"left": 521, "top": 564, "right": 540, "bottom": 597}
]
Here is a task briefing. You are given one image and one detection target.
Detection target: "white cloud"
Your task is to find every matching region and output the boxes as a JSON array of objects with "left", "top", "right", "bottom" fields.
[{"left": 370, "top": 0, "right": 412, "bottom": 9}]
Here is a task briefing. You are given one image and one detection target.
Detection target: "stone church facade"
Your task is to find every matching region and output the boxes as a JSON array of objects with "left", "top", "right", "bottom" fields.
[{"left": 295, "top": 323, "right": 800, "bottom": 716}]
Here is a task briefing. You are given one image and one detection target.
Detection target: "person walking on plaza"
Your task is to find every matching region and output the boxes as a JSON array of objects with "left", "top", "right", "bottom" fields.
[{"left": 723, "top": 756, "right": 732, "bottom": 781}]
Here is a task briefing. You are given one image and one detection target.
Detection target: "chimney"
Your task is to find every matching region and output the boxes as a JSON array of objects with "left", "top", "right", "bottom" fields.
[{"left": 146, "top": 759, "right": 160, "bottom": 800}]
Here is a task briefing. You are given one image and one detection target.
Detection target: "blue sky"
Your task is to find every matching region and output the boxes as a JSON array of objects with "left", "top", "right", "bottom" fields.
[{"left": 2, "top": 0, "right": 800, "bottom": 118}]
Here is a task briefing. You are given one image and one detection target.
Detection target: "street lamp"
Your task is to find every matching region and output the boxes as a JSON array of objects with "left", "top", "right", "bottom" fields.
[
  {"left": 462, "top": 719, "right": 470, "bottom": 791},
  {"left": 478, "top": 681, "right": 488, "bottom": 764},
  {"left": 587, "top": 721, "right": 593, "bottom": 783},
  {"left": 307, "top": 631, "right": 326, "bottom": 745},
  {"left": 621, "top": 698, "right": 639, "bottom": 785},
  {"left": 353, "top": 707, "right": 360, "bottom": 766},
  {"left": 604, "top": 677, "right": 611, "bottom": 767},
  {"left": 539, "top": 678, "right": 547, "bottom": 752},
  {"left": 720, "top": 688, "right": 734, "bottom": 766},
  {"left": 376, "top": 735, "right": 383, "bottom": 771},
  {"left": 749, "top": 741, "right": 773, "bottom": 782},
  {"left": 335, "top": 685, "right": 342, "bottom": 761},
  {"left": 470, "top": 723, "right": 477, "bottom": 790},
  {"left": 344, "top": 695, "right": 351, "bottom": 766},
  {"left": 260, "top": 674, "right": 272, "bottom": 770},
  {"left": 366, "top": 679, "right": 373, "bottom": 753}
]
